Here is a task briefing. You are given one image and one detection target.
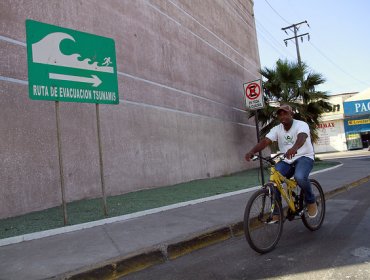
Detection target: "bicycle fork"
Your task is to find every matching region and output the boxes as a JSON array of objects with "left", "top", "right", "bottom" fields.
[{"left": 260, "top": 183, "right": 277, "bottom": 223}]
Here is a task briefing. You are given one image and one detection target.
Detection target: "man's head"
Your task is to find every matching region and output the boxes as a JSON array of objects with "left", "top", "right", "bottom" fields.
[{"left": 276, "top": 104, "right": 293, "bottom": 126}]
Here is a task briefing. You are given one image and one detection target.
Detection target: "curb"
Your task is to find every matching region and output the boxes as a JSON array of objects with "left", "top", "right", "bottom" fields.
[
  {"left": 62, "top": 174, "right": 370, "bottom": 280},
  {"left": 59, "top": 225, "right": 239, "bottom": 280},
  {"left": 65, "top": 250, "right": 166, "bottom": 280},
  {"left": 324, "top": 175, "right": 370, "bottom": 200}
]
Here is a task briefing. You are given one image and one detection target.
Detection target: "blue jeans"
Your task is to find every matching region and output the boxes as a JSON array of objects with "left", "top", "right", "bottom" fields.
[{"left": 274, "top": 156, "right": 316, "bottom": 204}]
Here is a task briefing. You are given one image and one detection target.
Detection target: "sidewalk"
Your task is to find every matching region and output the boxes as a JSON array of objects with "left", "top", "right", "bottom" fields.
[
  {"left": 316, "top": 148, "right": 370, "bottom": 160},
  {"left": 0, "top": 161, "right": 337, "bottom": 240},
  {"left": 0, "top": 156, "right": 369, "bottom": 280}
]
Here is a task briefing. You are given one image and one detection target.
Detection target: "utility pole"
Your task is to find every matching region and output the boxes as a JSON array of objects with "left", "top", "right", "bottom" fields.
[{"left": 282, "top": 21, "right": 310, "bottom": 66}]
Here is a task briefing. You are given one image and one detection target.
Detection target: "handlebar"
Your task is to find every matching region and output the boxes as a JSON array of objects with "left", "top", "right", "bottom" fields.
[{"left": 252, "top": 153, "right": 285, "bottom": 165}]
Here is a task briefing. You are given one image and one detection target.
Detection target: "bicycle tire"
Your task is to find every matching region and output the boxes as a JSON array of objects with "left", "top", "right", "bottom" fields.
[
  {"left": 244, "top": 188, "right": 284, "bottom": 254},
  {"left": 301, "top": 179, "right": 326, "bottom": 231}
]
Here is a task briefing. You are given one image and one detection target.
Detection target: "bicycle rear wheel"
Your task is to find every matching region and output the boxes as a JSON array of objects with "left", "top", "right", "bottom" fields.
[
  {"left": 244, "top": 188, "right": 283, "bottom": 254},
  {"left": 301, "top": 179, "right": 326, "bottom": 231}
]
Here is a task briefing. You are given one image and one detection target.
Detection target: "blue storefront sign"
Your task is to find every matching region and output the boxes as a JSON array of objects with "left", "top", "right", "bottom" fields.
[
  {"left": 344, "top": 116, "right": 370, "bottom": 133},
  {"left": 343, "top": 98, "right": 370, "bottom": 149},
  {"left": 343, "top": 99, "right": 370, "bottom": 117}
]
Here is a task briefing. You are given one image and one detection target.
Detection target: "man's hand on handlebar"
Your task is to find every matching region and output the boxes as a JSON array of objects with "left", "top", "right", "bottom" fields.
[
  {"left": 285, "top": 148, "right": 297, "bottom": 160},
  {"left": 245, "top": 152, "right": 255, "bottom": 162}
]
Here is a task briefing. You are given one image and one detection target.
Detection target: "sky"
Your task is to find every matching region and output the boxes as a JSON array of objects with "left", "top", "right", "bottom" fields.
[{"left": 253, "top": 0, "right": 370, "bottom": 95}]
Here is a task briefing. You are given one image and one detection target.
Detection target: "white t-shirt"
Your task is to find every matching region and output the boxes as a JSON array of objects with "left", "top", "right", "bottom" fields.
[{"left": 266, "top": 119, "right": 314, "bottom": 163}]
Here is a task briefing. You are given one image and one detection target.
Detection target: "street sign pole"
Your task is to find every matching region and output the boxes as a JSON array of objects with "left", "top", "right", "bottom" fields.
[
  {"left": 96, "top": 104, "right": 108, "bottom": 217},
  {"left": 55, "top": 101, "right": 68, "bottom": 225},
  {"left": 254, "top": 110, "right": 265, "bottom": 186}
]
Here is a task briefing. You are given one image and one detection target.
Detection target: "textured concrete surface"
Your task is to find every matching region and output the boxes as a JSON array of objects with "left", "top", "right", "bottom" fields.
[
  {"left": 317, "top": 148, "right": 370, "bottom": 160},
  {"left": 0, "top": 81, "right": 61, "bottom": 216},
  {"left": 0, "top": 156, "right": 368, "bottom": 280},
  {"left": 0, "top": 0, "right": 260, "bottom": 218},
  {"left": 123, "top": 181, "right": 370, "bottom": 280}
]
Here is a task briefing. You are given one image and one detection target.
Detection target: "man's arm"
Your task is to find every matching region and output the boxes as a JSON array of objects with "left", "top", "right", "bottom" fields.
[
  {"left": 285, "top": 132, "right": 308, "bottom": 159},
  {"left": 245, "top": 137, "right": 272, "bottom": 161}
]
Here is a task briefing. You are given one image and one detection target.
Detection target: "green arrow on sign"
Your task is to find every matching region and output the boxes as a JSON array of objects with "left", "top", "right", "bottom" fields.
[{"left": 26, "top": 20, "right": 119, "bottom": 104}]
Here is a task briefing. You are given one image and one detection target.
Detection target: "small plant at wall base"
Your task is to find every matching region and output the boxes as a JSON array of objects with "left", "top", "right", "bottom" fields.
[{"left": 249, "top": 59, "right": 332, "bottom": 143}]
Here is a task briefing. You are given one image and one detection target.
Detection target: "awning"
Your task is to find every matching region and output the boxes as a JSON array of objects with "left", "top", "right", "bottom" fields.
[{"left": 345, "top": 88, "right": 370, "bottom": 102}]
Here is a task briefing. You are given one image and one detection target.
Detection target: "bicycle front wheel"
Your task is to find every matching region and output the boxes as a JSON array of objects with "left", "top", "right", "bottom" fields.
[
  {"left": 301, "top": 179, "right": 326, "bottom": 231},
  {"left": 244, "top": 188, "right": 283, "bottom": 254}
]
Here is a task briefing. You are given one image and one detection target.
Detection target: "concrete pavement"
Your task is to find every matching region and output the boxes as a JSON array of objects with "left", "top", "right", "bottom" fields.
[
  {"left": 0, "top": 155, "right": 369, "bottom": 279},
  {"left": 316, "top": 148, "right": 370, "bottom": 160},
  {"left": 123, "top": 179, "right": 370, "bottom": 280}
]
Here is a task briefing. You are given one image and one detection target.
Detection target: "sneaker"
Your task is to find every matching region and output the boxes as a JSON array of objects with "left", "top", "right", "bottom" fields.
[
  {"left": 268, "top": 215, "right": 280, "bottom": 224},
  {"left": 307, "top": 203, "right": 318, "bottom": 218}
]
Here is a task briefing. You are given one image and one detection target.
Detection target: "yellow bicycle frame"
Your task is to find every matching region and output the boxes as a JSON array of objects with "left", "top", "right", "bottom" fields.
[{"left": 269, "top": 165, "right": 299, "bottom": 212}]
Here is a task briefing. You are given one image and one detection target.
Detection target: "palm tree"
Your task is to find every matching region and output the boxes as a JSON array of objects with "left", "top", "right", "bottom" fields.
[{"left": 249, "top": 59, "right": 332, "bottom": 143}]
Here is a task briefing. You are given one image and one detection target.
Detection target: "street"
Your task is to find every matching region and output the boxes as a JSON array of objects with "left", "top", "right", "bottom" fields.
[{"left": 124, "top": 177, "right": 370, "bottom": 279}]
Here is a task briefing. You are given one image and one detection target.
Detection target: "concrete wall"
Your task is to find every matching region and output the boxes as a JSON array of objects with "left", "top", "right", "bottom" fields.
[{"left": 0, "top": 0, "right": 260, "bottom": 218}]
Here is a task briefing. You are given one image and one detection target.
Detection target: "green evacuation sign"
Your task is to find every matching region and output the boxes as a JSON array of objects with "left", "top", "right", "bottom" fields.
[{"left": 26, "top": 19, "right": 119, "bottom": 104}]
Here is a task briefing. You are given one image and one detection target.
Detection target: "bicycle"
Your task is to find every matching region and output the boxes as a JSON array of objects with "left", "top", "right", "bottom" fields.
[{"left": 243, "top": 153, "right": 326, "bottom": 254}]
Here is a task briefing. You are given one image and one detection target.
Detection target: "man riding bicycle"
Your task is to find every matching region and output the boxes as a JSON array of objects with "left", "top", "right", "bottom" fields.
[{"left": 245, "top": 104, "right": 318, "bottom": 219}]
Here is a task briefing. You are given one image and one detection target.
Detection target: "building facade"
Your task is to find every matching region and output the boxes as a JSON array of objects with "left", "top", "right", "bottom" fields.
[
  {"left": 314, "top": 93, "right": 353, "bottom": 153},
  {"left": 0, "top": 1, "right": 260, "bottom": 218},
  {"left": 314, "top": 90, "right": 370, "bottom": 153},
  {"left": 343, "top": 88, "right": 370, "bottom": 149}
]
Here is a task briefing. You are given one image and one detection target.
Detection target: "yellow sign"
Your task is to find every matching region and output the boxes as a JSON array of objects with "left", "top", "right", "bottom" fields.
[
  {"left": 348, "top": 119, "right": 370, "bottom": 125},
  {"left": 347, "top": 133, "right": 361, "bottom": 139}
]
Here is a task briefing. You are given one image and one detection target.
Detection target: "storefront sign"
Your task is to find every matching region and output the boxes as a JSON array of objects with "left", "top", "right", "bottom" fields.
[
  {"left": 346, "top": 133, "right": 363, "bottom": 150},
  {"left": 344, "top": 116, "right": 370, "bottom": 133},
  {"left": 344, "top": 99, "right": 370, "bottom": 116},
  {"left": 316, "top": 122, "right": 339, "bottom": 146},
  {"left": 348, "top": 119, "right": 370, "bottom": 125},
  {"left": 317, "top": 122, "right": 335, "bottom": 129}
]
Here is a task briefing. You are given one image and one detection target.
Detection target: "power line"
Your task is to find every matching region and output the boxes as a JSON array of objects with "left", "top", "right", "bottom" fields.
[
  {"left": 256, "top": 29, "right": 289, "bottom": 58},
  {"left": 229, "top": 0, "right": 293, "bottom": 59},
  {"left": 255, "top": 0, "right": 300, "bottom": 58},
  {"left": 309, "top": 41, "right": 370, "bottom": 87},
  {"left": 264, "top": 0, "right": 291, "bottom": 25},
  {"left": 226, "top": 1, "right": 294, "bottom": 61},
  {"left": 255, "top": 19, "right": 296, "bottom": 58},
  {"left": 259, "top": 1, "right": 370, "bottom": 91},
  {"left": 258, "top": 23, "right": 293, "bottom": 58}
]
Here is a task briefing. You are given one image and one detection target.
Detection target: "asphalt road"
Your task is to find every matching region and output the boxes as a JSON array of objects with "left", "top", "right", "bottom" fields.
[{"left": 123, "top": 180, "right": 370, "bottom": 280}]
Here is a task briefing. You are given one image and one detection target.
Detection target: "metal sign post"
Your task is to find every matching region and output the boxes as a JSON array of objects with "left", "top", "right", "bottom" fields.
[
  {"left": 243, "top": 79, "right": 265, "bottom": 186},
  {"left": 55, "top": 101, "right": 68, "bottom": 225},
  {"left": 254, "top": 110, "right": 265, "bottom": 186},
  {"left": 96, "top": 103, "right": 108, "bottom": 217}
]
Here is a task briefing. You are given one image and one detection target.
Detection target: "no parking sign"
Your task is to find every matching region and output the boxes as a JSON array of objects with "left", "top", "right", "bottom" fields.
[
  {"left": 243, "top": 79, "right": 265, "bottom": 185},
  {"left": 243, "top": 79, "right": 264, "bottom": 110}
]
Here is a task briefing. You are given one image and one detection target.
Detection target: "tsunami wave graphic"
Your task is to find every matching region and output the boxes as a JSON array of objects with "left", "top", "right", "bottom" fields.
[{"left": 31, "top": 32, "right": 114, "bottom": 73}]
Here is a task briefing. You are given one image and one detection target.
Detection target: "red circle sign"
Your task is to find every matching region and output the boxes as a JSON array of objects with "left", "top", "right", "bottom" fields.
[{"left": 245, "top": 83, "right": 261, "bottom": 100}]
